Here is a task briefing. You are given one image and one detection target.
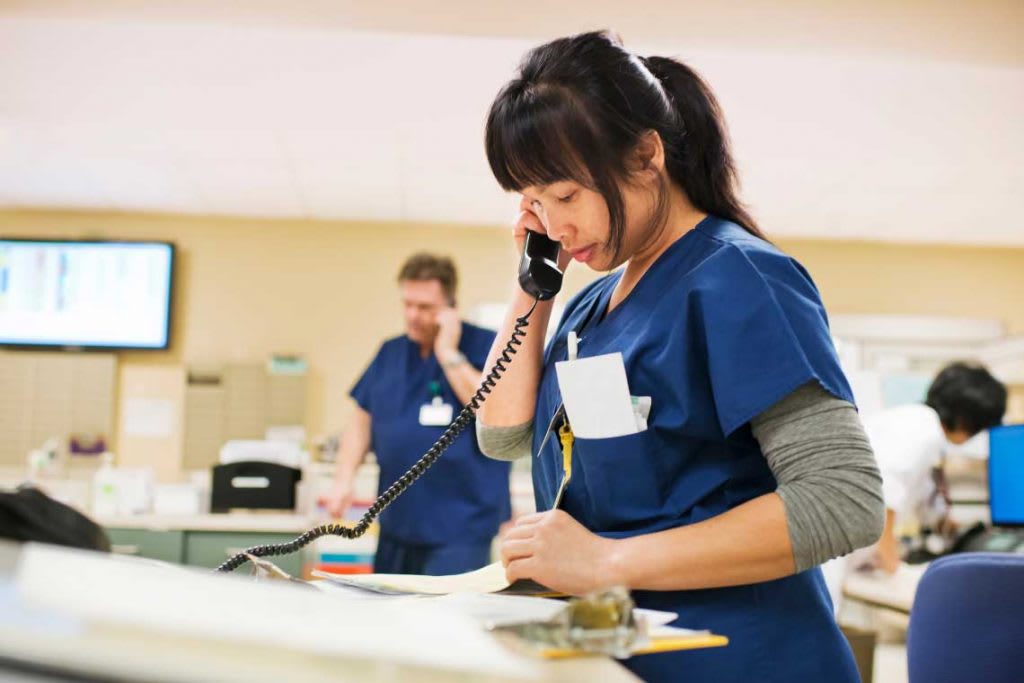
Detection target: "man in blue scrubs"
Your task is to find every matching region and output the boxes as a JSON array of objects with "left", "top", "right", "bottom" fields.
[{"left": 323, "top": 253, "right": 510, "bottom": 575}]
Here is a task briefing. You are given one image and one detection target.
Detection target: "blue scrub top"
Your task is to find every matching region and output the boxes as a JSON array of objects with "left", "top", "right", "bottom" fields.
[
  {"left": 351, "top": 322, "right": 511, "bottom": 546},
  {"left": 533, "top": 217, "right": 859, "bottom": 683}
]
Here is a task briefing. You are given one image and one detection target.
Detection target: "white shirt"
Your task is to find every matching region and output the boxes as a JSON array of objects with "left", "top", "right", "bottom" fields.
[{"left": 862, "top": 403, "right": 947, "bottom": 525}]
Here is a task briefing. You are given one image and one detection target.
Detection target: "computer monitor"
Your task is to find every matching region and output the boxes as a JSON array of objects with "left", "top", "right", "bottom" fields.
[
  {"left": 0, "top": 239, "right": 174, "bottom": 350},
  {"left": 989, "top": 424, "right": 1024, "bottom": 527}
]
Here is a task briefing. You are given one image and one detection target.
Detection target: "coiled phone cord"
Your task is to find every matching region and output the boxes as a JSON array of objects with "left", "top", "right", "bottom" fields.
[{"left": 215, "top": 297, "right": 540, "bottom": 573}]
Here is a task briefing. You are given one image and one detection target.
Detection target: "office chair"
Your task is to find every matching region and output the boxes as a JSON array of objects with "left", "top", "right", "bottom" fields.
[{"left": 907, "top": 553, "right": 1024, "bottom": 683}]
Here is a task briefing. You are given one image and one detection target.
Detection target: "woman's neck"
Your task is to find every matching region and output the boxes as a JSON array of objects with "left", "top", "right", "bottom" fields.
[{"left": 610, "top": 186, "right": 705, "bottom": 311}]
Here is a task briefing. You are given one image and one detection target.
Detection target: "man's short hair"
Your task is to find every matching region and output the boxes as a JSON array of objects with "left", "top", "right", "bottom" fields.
[
  {"left": 397, "top": 252, "right": 458, "bottom": 305},
  {"left": 925, "top": 362, "right": 1007, "bottom": 435}
]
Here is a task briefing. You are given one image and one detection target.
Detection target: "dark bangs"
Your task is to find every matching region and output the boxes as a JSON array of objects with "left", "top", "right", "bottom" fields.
[
  {"left": 485, "top": 83, "right": 597, "bottom": 192},
  {"left": 485, "top": 82, "right": 630, "bottom": 260}
]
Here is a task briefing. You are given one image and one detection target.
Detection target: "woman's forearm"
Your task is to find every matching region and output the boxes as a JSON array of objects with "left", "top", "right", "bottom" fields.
[
  {"left": 605, "top": 492, "right": 796, "bottom": 590},
  {"left": 475, "top": 285, "right": 556, "bottom": 427}
]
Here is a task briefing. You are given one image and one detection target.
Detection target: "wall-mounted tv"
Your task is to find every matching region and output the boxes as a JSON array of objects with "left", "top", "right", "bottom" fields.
[{"left": 0, "top": 239, "right": 174, "bottom": 350}]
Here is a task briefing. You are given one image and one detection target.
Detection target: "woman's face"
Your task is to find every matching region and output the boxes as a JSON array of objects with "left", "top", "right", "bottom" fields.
[{"left": 521, "top": 175, "right": 659, "bottom": 272}]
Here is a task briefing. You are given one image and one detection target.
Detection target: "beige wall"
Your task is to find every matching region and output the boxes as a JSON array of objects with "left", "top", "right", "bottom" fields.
[
  {"left": 0, "top": 209, "right": 604, "bottom": 447},
  {"left": 3, "top": 209, "right": 1023, "bottom": 447},
  {"left": 780, "top": 240, "right": 1024, "bottom": 335}
]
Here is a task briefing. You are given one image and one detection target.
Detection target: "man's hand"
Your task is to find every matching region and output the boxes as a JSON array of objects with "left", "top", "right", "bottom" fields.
[
  {"left": 320, "top": 478, "right": 355, "bottom": 519},
  {"left": 433, "top": 307, "right": 462, "bottom": 359}
]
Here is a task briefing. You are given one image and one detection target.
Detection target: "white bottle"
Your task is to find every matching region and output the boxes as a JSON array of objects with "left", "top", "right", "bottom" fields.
[{"left": 92, "top": 453, "right": 119, "bottom": 518}]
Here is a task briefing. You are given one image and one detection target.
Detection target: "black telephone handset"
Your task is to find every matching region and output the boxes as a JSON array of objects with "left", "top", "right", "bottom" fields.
[
  {"left": 216, "top": 229, "right": 562, "bottom": 572},
  {"left": 518, "top": 231, "right": 563, "bottom": 301}
]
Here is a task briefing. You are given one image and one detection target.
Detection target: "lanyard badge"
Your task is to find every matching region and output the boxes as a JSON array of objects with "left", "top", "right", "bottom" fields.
[{"left": 419, "top": 381, "right": 453, "bottom": 426}]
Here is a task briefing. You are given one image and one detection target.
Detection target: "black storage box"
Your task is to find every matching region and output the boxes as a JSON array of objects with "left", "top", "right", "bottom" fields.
[{"left": 211, "top": 461, "right": 302, "bottom": 512}]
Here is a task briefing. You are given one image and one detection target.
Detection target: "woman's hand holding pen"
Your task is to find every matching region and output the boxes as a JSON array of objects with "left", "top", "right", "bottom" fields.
[{"left": 500, "top": 509, "right": 622, "bottom": 595}]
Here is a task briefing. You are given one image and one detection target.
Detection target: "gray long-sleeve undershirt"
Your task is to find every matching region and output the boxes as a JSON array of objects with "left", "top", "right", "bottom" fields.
[{"left": 476, "top": 381, "right": 884, "bottom": 571}]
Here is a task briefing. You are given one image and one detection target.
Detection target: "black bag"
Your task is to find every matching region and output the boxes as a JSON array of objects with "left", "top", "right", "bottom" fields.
[{"left": 0, "top": 484, "right": 110, "bottom": 552}]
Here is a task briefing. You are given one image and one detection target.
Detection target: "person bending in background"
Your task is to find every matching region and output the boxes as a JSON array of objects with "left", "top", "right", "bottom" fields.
[
  {"left": 865, "top": 362, "right": 1007, "bottom": 572},
  {"left": 323, "top": 253, "right": 510, "bottom": 575}
]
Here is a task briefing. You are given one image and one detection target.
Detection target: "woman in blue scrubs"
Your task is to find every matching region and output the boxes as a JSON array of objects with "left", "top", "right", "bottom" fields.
[{"left": 476, "top": 32, "right": 885, "bottom": 682}]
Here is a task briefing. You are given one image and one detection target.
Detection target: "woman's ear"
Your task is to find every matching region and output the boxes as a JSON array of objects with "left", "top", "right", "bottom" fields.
[{"left": 629, "top": 130, "right": 667, "bottom": 184}]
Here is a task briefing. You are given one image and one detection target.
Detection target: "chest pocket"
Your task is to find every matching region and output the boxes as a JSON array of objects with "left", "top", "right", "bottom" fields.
[{"left": 573, "top": 428, "right": 678, "bottom": 532}]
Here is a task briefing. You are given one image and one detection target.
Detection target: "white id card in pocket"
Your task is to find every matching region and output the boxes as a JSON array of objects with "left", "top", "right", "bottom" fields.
[{"left": 419, "top": 396, "right": 454, "bottom": 426}]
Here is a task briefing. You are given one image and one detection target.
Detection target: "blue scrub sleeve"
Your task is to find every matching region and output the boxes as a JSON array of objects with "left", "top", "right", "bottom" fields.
[
  {"left": 698, "top": 246, "right": 851, "bottom": 436},
  {"left": 349, "top": 347, "right": 384, "bottom": 413}
]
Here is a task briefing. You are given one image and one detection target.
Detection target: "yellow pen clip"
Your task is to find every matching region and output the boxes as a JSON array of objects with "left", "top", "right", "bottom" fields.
[
  {"left": 558, "top": 421, "right": 574, "bottom": 482},
  {"left": 553, "top": 420, "right": 574, "bottom": 509}
]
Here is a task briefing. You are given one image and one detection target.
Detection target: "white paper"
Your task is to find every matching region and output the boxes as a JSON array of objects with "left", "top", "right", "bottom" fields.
[
  {"left": 429, "top": 593, "right": 567, "bottom": 627},
  {"left": 314, "top": 560, "right": 511, "bottom": 595},
  {"left": 636, "top": 608, "right": 679, "bottom": 627},
  {"left": 122, "top": 398, "right": 176, "bottom": 438},
  {"left": 648, "top": 624, "right": 711, "bottom": 638},
  {"left": 555, "top": 353, "right": 638, "bottom": 439}
]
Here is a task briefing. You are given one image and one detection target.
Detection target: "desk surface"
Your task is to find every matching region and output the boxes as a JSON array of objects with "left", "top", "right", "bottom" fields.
[
  {"left": 0, "top": 541, "right": 639, "bottom": 683},
  {"left": 0, "top": 625, "right": 639, "bottom": 683}
]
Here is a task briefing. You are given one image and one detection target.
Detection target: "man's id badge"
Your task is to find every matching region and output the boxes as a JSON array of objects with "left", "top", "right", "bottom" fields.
[{"left": 419, "top": 396, "right": 454, "bottom": 426}]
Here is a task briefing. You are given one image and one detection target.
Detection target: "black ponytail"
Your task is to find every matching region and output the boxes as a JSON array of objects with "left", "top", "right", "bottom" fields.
[
  {"left": 486, "top": 31, "right": 763, "bottom": 259},
  {"left": 644, "top": 56, "right": 761, "bottom": 237}
]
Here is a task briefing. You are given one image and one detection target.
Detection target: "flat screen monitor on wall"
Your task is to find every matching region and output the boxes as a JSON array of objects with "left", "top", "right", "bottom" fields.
[{"left": 0, "top": 239, "right": 174, "bottom": 350}]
